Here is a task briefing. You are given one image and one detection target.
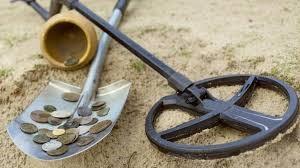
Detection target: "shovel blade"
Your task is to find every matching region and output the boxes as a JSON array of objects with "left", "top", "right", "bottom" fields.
[{"left": 7, "top": 79, "right": 131, "bottom": 161}]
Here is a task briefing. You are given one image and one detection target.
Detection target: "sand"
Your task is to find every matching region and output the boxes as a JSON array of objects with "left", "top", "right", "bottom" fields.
[{"left": 0, "top": 0, "right": 300, "bottom": 167}]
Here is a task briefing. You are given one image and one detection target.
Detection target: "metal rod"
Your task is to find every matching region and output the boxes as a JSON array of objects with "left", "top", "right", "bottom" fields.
[{"left": 77, "top": 8, "right": 124, "bottom": 116}]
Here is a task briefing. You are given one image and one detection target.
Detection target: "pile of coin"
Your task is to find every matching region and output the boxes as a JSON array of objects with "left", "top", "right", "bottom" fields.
[{"left": 19, "top": 92, "right": 112, "bottom": 156}]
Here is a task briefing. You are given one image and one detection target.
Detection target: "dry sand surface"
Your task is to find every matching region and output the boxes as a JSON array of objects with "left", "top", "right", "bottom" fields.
[{"left": 1, "top": 0, "right": 300, "bottom": 167}]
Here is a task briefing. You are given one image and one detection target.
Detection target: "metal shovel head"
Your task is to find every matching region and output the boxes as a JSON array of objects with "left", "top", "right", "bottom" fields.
[{"left": 7, "top": 79, "right": 131, "bottom": 161}]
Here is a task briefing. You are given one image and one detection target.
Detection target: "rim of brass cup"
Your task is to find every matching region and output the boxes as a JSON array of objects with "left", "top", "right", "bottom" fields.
[{"left": 40, "top": 10, "right": 98, "bottom": 70}]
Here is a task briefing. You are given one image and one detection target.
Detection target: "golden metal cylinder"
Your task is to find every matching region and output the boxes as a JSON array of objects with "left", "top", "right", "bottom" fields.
[{"left": 40, "top": 10, "right": 98, "bottom": 70}]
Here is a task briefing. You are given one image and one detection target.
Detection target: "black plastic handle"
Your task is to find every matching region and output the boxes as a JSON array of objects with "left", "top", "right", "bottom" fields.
[{"left": 114, "top": 0, "right": 129, "bottom": 14}]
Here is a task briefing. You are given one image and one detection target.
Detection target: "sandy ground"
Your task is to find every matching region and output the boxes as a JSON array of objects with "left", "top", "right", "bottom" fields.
[{"left": 0, "top": 0, "right": 300, "bottom": 167}]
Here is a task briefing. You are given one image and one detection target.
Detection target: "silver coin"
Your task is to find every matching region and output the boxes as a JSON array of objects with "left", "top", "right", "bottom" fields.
[
  {"left": 51, "top": 110, "right": 72, "bottom": 118},
  {"left": 42, "top": 140, "right": 62, "bottom": 152},
  {"left": 78, "top": 126, "right": 90, "bottom": 135}
]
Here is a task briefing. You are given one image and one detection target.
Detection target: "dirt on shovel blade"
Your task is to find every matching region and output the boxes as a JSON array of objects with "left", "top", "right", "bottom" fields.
[{"left": 1, "top": 0, "right": 300, "bottom": 168}]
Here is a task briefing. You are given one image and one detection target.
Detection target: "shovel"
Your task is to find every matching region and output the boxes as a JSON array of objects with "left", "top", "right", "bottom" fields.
[{"left": 7, "top": 0, "right": 130, "bottom": 160}]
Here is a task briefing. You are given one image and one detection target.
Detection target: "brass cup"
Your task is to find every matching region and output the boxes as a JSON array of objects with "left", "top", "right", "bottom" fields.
[{"left": 40, "top": 10, "right": 98, "bottom": 70}]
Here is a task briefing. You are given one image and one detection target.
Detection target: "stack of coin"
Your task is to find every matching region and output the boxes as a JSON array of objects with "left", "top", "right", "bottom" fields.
[
  {"left": 92, "top": 100, "right": 110, "bottom": 117},
  {"left": 19, "top": 96, "right": 113, "bottom": 156}
]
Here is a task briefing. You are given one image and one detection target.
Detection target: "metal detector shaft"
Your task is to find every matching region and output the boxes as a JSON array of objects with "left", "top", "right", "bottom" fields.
[{"left": 77, "top": 8, "right": 124, "bottom": 116}]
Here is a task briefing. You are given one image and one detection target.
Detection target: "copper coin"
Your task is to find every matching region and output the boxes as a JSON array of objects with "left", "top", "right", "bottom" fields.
[
  {"left": 89, "top": 120, "right": 112, "bottom": 134},
  {"left": 96, "top": 107, "right": 110, "bottom": 117},
  {"left": 30, "top": 110, "right": 51, "bottom": 123},
  {"left": 57, "top": 133, "right": 76, "bottom": 145},
  {"left": 85, "top": 118, "right": 98, "bottom": 126},
  {"left": 64, "top": 57, "right": 79, "bottom": 66},
  {"left": 47, "top": 145, "right": 68, "bottom": 156},
  {"left": 20, "top": 123, "right": 38, "bottom": 134},
  {"left": 62, "top": 92, "right": 80, "bottom": 102},
  {"left": 33, "top": 134, "right": 50, "bottom": 144},
  {"left": 76, "top": 136, "right": 95, "bottom": 147},
  {"left": 43, "top": 105, "right": 57, "bottom": 112}
]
